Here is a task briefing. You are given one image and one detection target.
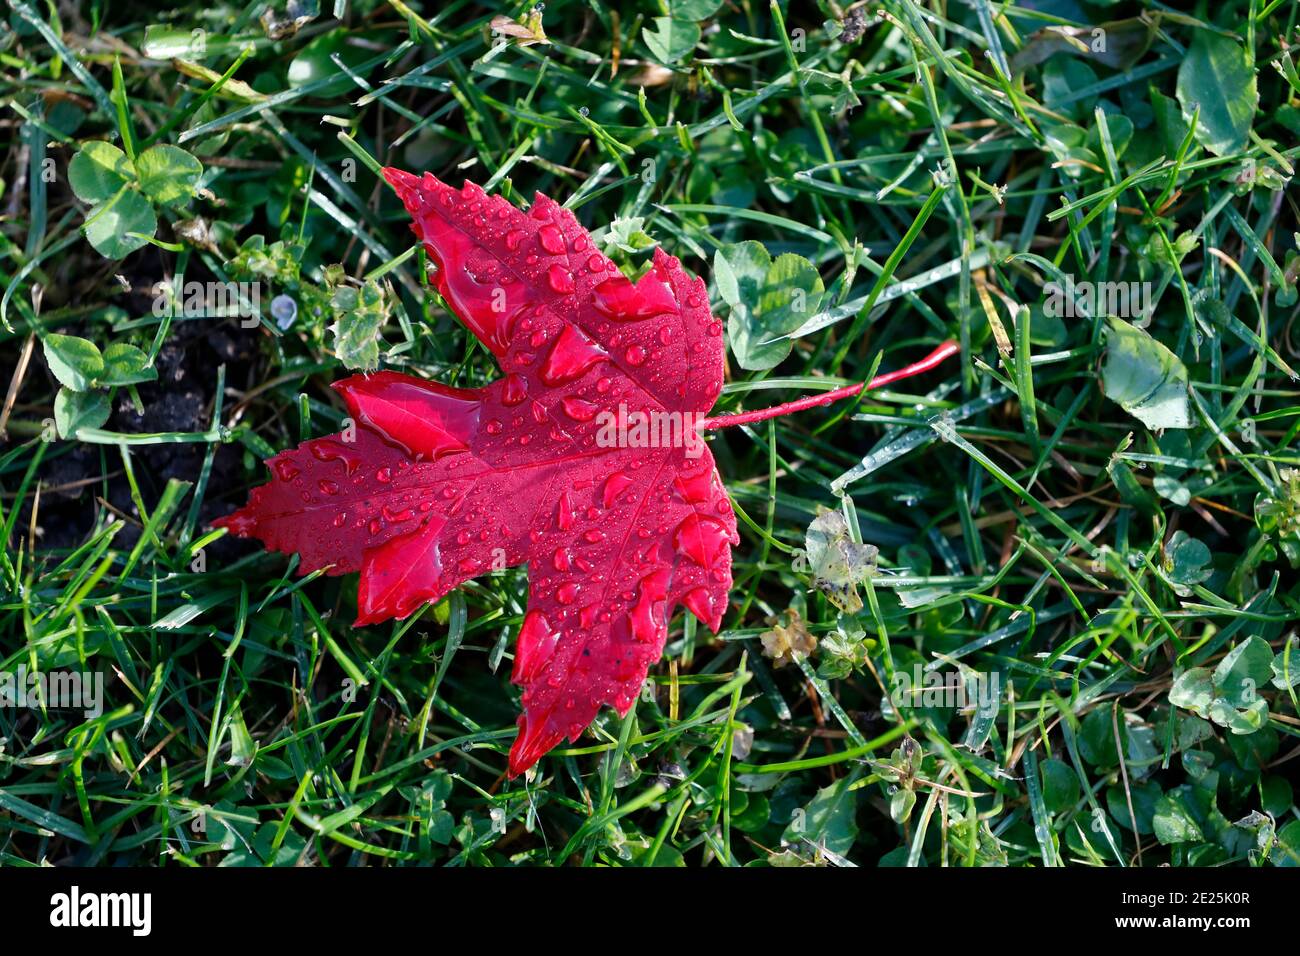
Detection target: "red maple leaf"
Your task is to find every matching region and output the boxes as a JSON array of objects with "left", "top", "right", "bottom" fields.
[{"left": 216, "top": 168, "right": 959, "bottom": 776}]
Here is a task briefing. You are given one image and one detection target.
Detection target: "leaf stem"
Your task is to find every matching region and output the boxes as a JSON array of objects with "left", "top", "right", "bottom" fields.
[{"left": 698, "top": 341, "right": 960, "bottom": 431}]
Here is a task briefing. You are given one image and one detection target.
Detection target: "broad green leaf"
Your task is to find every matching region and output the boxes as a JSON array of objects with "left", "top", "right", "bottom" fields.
[
  {"left": 1260, "top": 775, "right": 1293, "bottom": 817},
  {"left": 1212, "top": 635, "right": 1273, "bottom": 708},
  {"left": 889, "top": 787, "right": 916, "bottom": 824},
  {"left": 670, "top": 0, "right": 722, "bottom": 19},
  {"left": 1177, "top": 714, "right": 1214, "bottom": 750},
  {"left": 1151, "top": 88, "right": 1194, "bottom": 159},
  {"left": 1040, "top": 758, "right": 1079, "bottom": 814},
  {"left": 1164, "top": 530, "right": 1213, "bottom": 589},
  {"left": 643, "top": 18, "right": 699, "bottom": 65},
  {"left": 713, "top": 241, "right": 762, "bottom": 308},
  {"left": 43, "top": 333, "right": 104, "bottom": 391},
  {"left": 1224, "top": 725, "right": 1278, "bottom": 772},
  {"left": 1272, "top": 644, "right": 1300, "bottom": 690},
  {"left": 426, "top": 809, "right": 455, "bottom": 845},
  {"left": 1101, "top": 317, "right": 1191, "bottom": 430},
  {"left": 1274, "top": 819, "right": 1300, "bottom": 866},
  {"left": 68, "top": 141, "right": 133, "bottom": 203},
  {"left": 1153, "top": 792, "right": 1205, "bottom": 844},
  {"left": 1169, "top": 667, "right": 1215, "bottom": 717},
  {"left": 1209, "top": 697, "right": 1268, "bottom": 734},
  {"left": 1078, "top": 707, "right": 1123, "bottom": 767},
  {"left": 1108, "top": 456, "right": 1160, "bottom": 517},
  {"left": 134, "top": 145, "right": 203, "bottom": 207},
  {"left": 1174, "top": 638, "right": 1272, "bottom": 733},
  {"left": 1087, "top": 112, "right": 1133, "bottom": 159},
  {"left": 1176, "top": 31, "right": 1258, "bottom": 156},
  {"left": 1040, "top": 122, "right": 1097, "bottom": 180},
  {"left": 83, "top": 188, "right": 156, "bottom": 259},
  {"left": 782, "top": 776, "right": 859, "bottom": 856},
  {"left": 718, "top": 241, "right": 825, "bottom": 370},
  {"left": 425, "top": 769, "right": 453, "bottom": 804},
  {"left": 1106, "top": 781, "right": 1162, "bottom": 835},
  {"left": 1153, "top": 473, "right": 1191, "bottom": 505},
  {"left": 732, "top": 793, "right": 771, "bottom": 833},
  {"left": 100, "top": 342, "right": 157, "bottom": 386},
  {"left": 1010, "top": 17, "right": 1157, "bottom": 73},
  {"left": 1041, "top": 57, "right": 1098, "bottom": 121},
  {"left": 288, "top": 30, "right": 367, "bottom": 92},
  {"left": 54, "top": 387, "right": 110, "bottom": 439}
]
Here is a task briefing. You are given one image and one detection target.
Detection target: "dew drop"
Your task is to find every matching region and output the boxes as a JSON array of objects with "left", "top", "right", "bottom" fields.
[
  {"left": 547, "top": 264, "right": 576, "bottom": 295},
  {"left": 682, "top": 587, "right": 714, "bottom": 624},
  {"left": 539, "top": 224, "right": 566, "bottom": 255},
  {"left": 501, "top": 373, "right": 528, "bottom": 406},
  {"left": 513, "top": 610, "right": 558, "bottom": 683},
  {"left": 311, "top": 441, "right": 360, "bottom": 474},
  {"left": 603, "top": 472, "right": 633, "bottom": 507},
  {"left": 593, "top": 274, "right": 676, "bottom": 320},
  {"left": 673, "top": 468, "right": 713, "bottom": 505},
  {"left": 556, "top": 491, "right": 575, "bottom": 531},
  {"left": 539, "top": 324, "right": 607, "bottom": 387},
  {"left": 561, "top": 396, "right": 599, "bottom": 422}
]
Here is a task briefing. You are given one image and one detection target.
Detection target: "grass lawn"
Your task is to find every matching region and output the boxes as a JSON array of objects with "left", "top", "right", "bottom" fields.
[{"left": 1, "top": 0, "right": 1299, "bottom": 868}]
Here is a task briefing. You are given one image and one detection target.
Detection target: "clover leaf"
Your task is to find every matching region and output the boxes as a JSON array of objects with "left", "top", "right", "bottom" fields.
[
  {"left": 1170, "top": 636, "right": 1274, "bottom": 735},
  {"left": 68, "top": 139, "right": 203, "bottom": 259}
]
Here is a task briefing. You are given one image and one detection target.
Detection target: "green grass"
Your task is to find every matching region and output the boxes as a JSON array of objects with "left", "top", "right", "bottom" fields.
[{"left": 2, "top": 0, "right": 1300, "bottom": 867}]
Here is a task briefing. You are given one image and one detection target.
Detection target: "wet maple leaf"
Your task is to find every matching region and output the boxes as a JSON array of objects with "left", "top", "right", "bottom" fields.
[
  {"left": 216, "top": 168, "right": 962, "bottom": 776},
  {"left": 216, "top": 168, "right": 738, "bottom": 776}
]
